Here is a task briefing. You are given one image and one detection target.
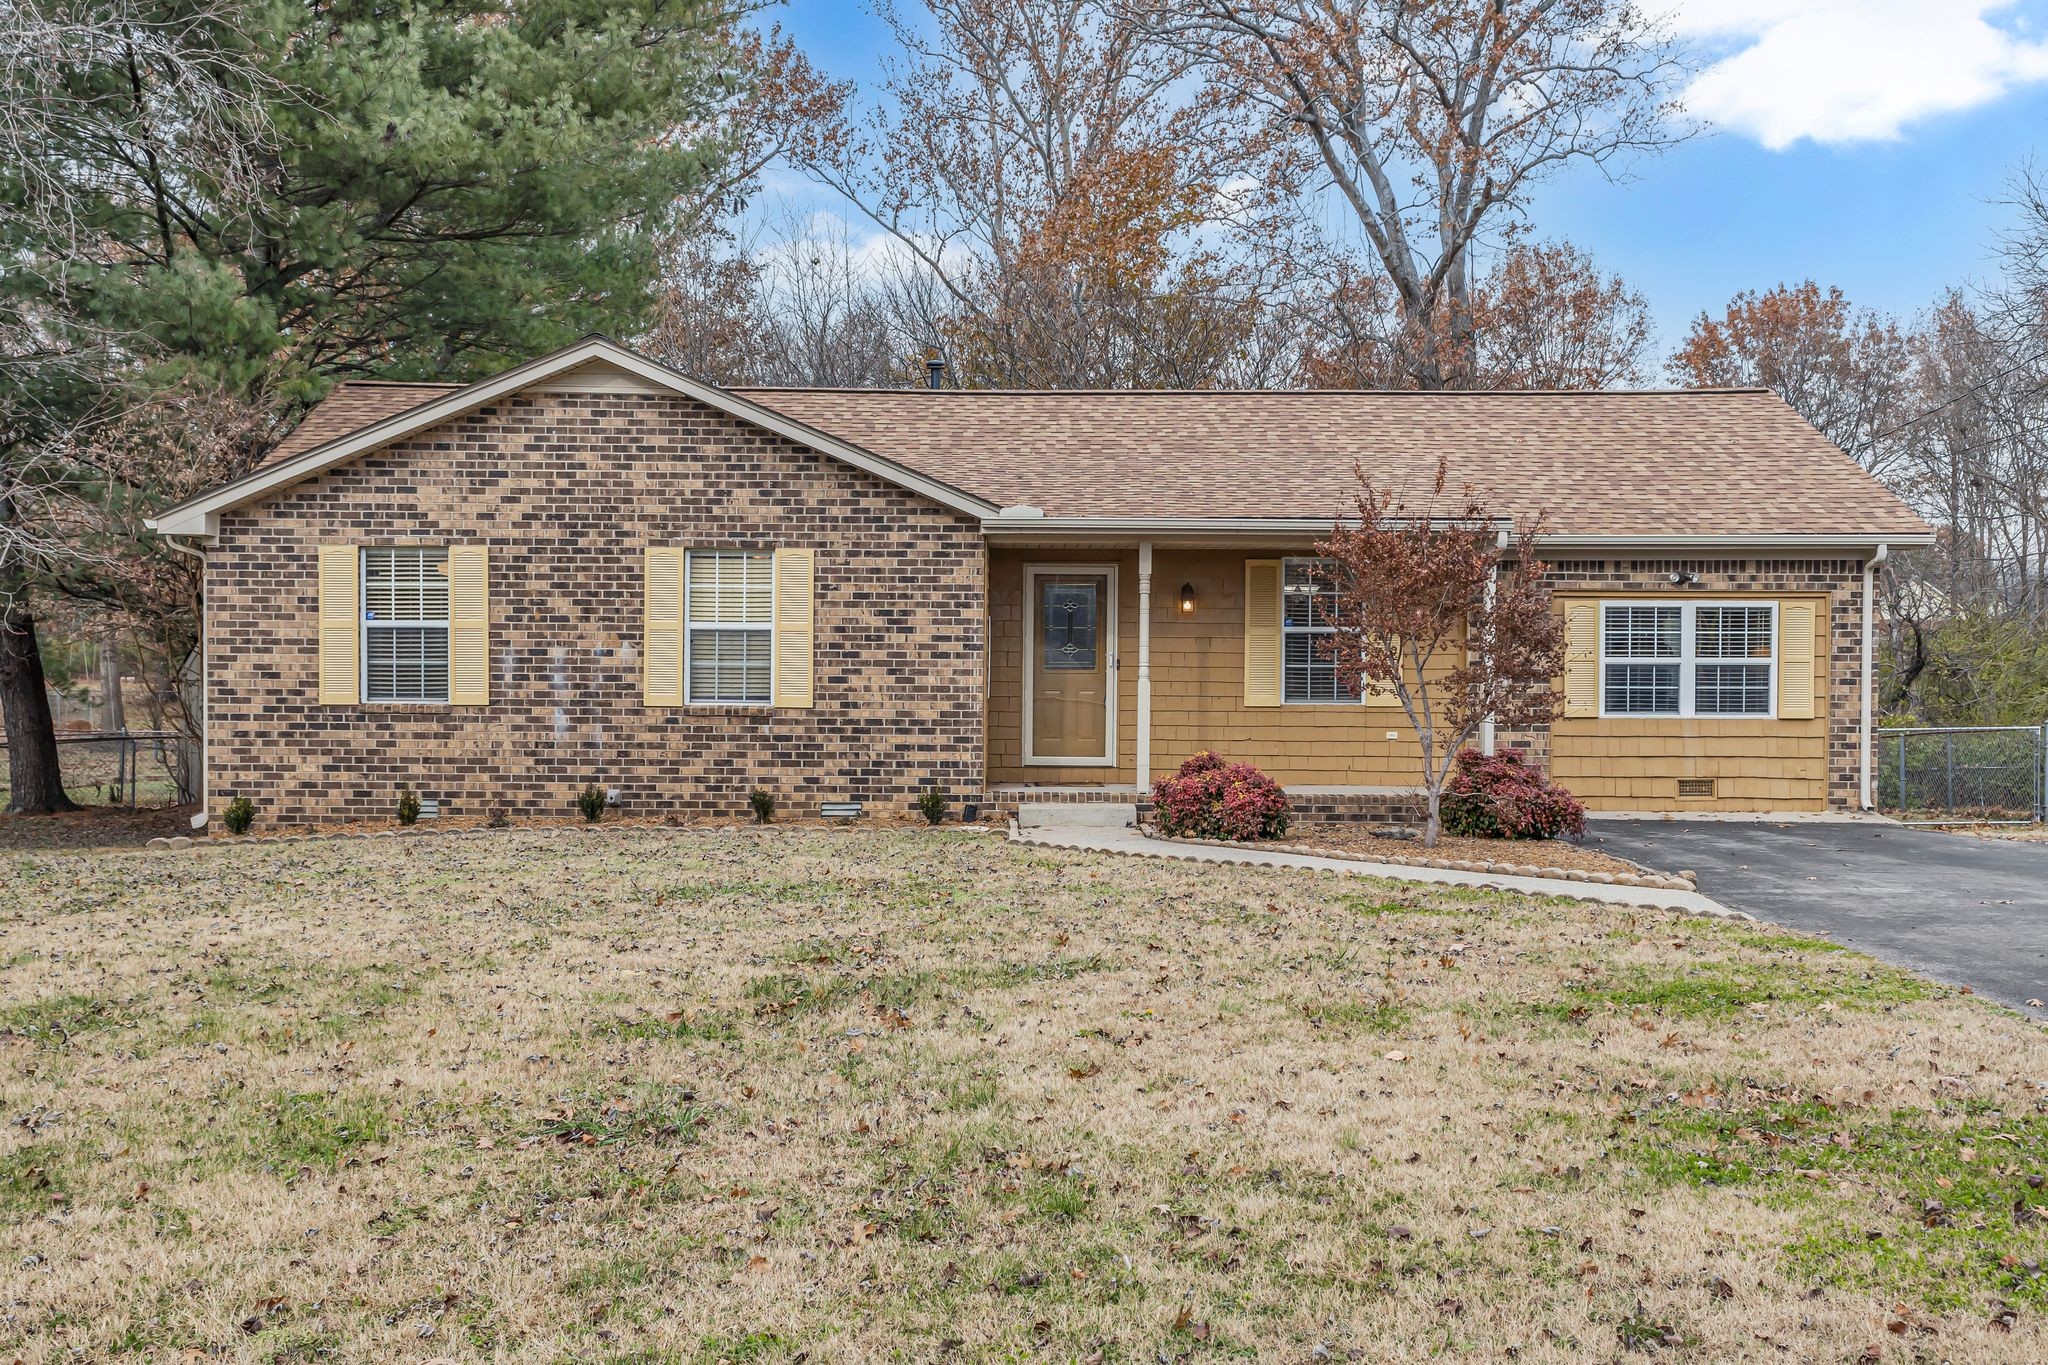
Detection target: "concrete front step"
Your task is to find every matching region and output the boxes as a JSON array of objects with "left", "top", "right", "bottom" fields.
[{"left": 1015, "top": 801, "right": 1139, "bottom": 830}]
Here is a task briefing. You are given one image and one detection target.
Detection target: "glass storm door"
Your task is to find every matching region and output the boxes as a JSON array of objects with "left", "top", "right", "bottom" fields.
[{"left": 1028, "top": 570, "right": 1115, "bottom": 764}]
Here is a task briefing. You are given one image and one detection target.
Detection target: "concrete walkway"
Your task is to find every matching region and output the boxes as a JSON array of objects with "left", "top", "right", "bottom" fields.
[{"left": 1007, "top": 822, "right": 1743, "bottom": 918}]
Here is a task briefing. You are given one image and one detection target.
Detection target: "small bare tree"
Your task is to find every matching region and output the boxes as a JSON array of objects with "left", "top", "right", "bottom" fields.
[{"left": 1315, "top": 461, "right": 1564, "bottom": 845}]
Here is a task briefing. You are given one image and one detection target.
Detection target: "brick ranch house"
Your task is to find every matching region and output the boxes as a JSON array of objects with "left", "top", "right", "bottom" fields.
[{"left": 147, "top": 335, "right": 1932, "bottom": 829}]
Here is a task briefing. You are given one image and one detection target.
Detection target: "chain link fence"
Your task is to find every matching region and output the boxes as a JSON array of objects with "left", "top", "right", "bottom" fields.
[
  {"left": 0, "top": 731, "right": 194, "bottom": 809},
  {"left": 1877, "top": 725, "right": 2047, "bottom": 825}
]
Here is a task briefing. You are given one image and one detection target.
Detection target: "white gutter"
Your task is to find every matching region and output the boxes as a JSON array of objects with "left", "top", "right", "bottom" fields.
[
  {"left": 980, "top": 516, "right": 1933, "bottom": 553},
  {"left": 1861, "top": 543, "right": 1890, "bottom": 809},
  {"left": 161, "top": 535, "right": 210, "bottom": 830}
]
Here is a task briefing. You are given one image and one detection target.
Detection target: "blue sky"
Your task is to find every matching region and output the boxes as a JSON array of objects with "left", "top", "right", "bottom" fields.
[{"left": 765, "top": 0, "right": 2048, "bottom": 354}]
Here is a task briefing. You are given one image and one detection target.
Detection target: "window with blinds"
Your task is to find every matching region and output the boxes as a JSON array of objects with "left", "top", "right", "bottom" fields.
[
  {"left": 1281, "top": 558, "right": 1357, "bottom": 704},
  {"left": 686, "top": 550, "right": 773, "bottom": 703},
  {"left": 1600, "top": 601, "right": 1775, "bottom": 718},
  {"left": 363, "top": 547, "right": 450, "bottom": 702}
]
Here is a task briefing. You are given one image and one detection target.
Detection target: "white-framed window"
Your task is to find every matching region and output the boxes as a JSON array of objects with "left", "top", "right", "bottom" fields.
[
  {"left": 685, "top": 550, "right": 773, "bottom": 704},
  {"left": 1600, "top": 600, "right": 1776, "bottom": 718},
  {"left": 362, "top": 546, "right": 449, "bottom": 703},
  {"left": 1281, "top": 557, "right": 1358, "bottom": 704}
]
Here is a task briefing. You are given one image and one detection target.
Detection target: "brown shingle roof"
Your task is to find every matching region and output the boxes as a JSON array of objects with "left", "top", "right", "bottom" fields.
[
  {"left": 731, "top": 387, "right": 1929, "bottom": 538},
  {"left": 264, "top": 381, "right": 460, "bottom": 466},
  {"left": 257, "top": 378, "right": 1929, "bottom": 539}
]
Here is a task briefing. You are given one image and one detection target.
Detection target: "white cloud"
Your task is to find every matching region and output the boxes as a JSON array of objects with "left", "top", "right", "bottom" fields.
[{"left": 1672, "top": 0, "right": 2048, "bottom": 149}]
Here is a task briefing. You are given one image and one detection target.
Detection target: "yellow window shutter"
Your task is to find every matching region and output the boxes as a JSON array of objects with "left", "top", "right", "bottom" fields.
[
  {"left": 1562, "top": 601, "right": 1598, "bottom": 718},
  {"left": 448, "top": 547, "right": 489, "bottom": 705},
  {"left": 317, "top": 545, "right": 360, "bottom": 705},
  {"left": 772, "top": 548, "right": 815, "bottom": 709},
  {"left": 1778, "top": 600, "right": 1818, "bottom": 719},
  {"left": 1244, "top": 559, "right": 1282, "bottom": 707},
  {"left": 644, "top": 548, "right": 683, "bottom": 705}
]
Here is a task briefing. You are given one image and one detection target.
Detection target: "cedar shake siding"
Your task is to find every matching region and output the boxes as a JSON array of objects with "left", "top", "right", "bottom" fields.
[
  {"left": 204, "top": 390, "right": 985, "bottom": 827},
  {"left": 988, "top": 547, "right": 1868, "bottom": 811},
  {"left": 1529, "top": 558, "right": 1868, "bottom": 812}
]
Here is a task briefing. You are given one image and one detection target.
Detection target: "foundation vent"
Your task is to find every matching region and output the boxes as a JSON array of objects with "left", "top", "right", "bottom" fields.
[{"left": 1676, "top": 778, "right": 1716, "bottom": 799}]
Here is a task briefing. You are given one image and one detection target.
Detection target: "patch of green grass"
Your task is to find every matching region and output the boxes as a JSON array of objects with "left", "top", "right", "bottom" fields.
[
  {"left": 1625, "top": 1098, "right": 2048, "bottom": 1312},
  {"left": 1339, "top": 890, "right": 1494, "bottom": 919},
  {"left": 0, "top": 992, "right": 143, "bottom": 1046},
  {"left": 942, "top": 1070, "right": 1003, "bottom": 1112},
  {"left": 258, "top": 1328, "right": 347, "bottom": 1363},
  {"left": 1535, "top": 957, "right": 1928, "bottom": 1021},
  {"left": 236, "top": 1089, "right": 392, "bottom": 1172},
  {"left": 691, "top": 1332, "right": 788, "bottom": 1364},
  {"left": 529, "top": 1084, "right": 713, "bottom": 1149},
  {"left": 1714, "top": 926, "right": 1850, "bottom": 955},
  {"left": 0, "top": 1140, "right": 68, "bottom": 1216},
  {"left": 1297, "top": 996, "right": 1411, "bottom": 1035},
  {"left": 966, "top": 955, "right": 1110, "bottom": 989},
  {"left": 596, "top": 1010, "right": 740, "bottom": 1043}
]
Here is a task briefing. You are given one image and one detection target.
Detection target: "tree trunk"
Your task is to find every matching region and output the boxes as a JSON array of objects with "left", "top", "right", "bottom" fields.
[
  {"left": 100, "top": 631, "right": 125, "bottom": 731},
  {"left": 1, "top": 595, "right": 77, "bottom": 815},
  {"left": 1422, "top": 785, "right": 1442, "bottom": 848}
]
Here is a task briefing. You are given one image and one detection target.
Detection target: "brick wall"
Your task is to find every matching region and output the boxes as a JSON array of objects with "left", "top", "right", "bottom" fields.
[{"left": 204, "top": 390, "right": 986, "bottom": 827}]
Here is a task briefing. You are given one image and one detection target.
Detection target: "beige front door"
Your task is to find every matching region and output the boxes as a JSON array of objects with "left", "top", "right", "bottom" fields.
[{"left": 1026, "top": 568, "right": 1116, "bottom": 765}]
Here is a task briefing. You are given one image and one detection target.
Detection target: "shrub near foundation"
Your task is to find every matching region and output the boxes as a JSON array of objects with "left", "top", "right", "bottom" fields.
[
  {"left": 1439, "top": 747, "right": 1585, "bottom": 841},
  {"left": 1151, "top": 751, "right": 1289, "bottom": 841}
]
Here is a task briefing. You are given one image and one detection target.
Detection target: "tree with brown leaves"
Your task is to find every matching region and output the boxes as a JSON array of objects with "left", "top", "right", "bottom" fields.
[
  {"left": 1148, "top": 0, "right": 1690, "bottom": 389},
  {"left": 1302, "top": 239, "right": 1652, "bottom": 389},
  {"left": 1315, "top": 461, "right": 1564, "bottom": 845},
  {"left": 1668, "top": 281, "right": 1914, "bottom": 473},
  {"left": 794, "top": 0, "right": 1279, "bottom": 388}
]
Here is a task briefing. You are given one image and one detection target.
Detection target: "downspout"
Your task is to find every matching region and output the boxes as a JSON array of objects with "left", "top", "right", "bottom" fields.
[
  {"left": 162, "top": 535, "right": 209, "bottom": 829},
  {"left": 1480, "top": 530, "right": 1507, "bottom": 756},
  {"left": 1861, "top": 544, "right": 1890, "bottom": 810}
]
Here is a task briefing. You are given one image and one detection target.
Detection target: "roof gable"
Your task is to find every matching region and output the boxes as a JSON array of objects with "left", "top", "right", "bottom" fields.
[{"left": 148, "top": 338, "right": 999, "bottom": 536}]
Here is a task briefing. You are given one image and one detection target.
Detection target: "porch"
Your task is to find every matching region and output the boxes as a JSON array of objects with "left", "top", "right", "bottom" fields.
[{"left": 982, "top": 536, "right": 1458, "bottom": 808}]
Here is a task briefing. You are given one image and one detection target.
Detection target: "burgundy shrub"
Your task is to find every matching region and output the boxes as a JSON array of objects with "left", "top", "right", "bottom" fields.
[
  {"left": 1439, "top": 747, "right": 1586, "bottom": 841},
  {"left": 1151, "top": 751, "right": 1290, "bottom": 841}
]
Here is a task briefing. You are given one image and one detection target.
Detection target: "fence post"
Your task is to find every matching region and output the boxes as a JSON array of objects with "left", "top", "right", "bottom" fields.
[
  {"left": 1897, "top": 732, "right": 1908, "bottom": 816},
  {"left": 2040, "top": 723, "right": 2047, "bottom": 823}
]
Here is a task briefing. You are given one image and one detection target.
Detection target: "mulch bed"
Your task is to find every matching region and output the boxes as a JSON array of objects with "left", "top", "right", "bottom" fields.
[
  {"left": 0, "top": 804, "right": 198, "bottom": 851},
  {"left": 1286, "top": 822, "right": 1657, "bottom": 879}
]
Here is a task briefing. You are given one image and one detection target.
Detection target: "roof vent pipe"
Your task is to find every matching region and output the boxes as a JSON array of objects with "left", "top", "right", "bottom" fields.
[{"left": 926, "top": 357, "right": 946, "bottom": 390}]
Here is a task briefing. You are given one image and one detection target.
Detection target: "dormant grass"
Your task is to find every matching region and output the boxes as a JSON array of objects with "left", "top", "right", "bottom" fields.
[{"left": 4, "top": 827, "right": 2046, "bottom": 1361}]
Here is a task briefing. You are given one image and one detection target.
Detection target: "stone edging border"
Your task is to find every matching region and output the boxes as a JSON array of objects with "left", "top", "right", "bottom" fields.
[
  {"left": 142, "top": 821, "right": 1003, "bottom": 852},
  {"left": 1147, "top": 829, "right": 1697, "bottom": 892}
]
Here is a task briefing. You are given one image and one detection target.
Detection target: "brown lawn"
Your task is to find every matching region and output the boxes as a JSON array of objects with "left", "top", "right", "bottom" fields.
[{"left": 4, "top": 827, "right": 2048, "bottom": 1362}]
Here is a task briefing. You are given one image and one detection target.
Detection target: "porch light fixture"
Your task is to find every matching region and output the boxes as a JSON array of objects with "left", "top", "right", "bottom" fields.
[{"left": 1178, "top": 582, "right": 1196, "bottom": 615}]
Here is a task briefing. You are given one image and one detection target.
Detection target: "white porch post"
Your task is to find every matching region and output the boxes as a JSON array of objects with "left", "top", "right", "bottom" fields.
[
  {"left": 1479, "top": 535, "right": 1503, "bottom": 756},
  {"left": 1137, "top": 541, "right": 1153, "bottom": 791}
]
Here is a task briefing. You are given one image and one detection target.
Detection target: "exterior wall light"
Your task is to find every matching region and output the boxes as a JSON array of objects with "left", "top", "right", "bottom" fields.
[{"left": 1179, "top": 582, "right": 1196, "bottom": 615}]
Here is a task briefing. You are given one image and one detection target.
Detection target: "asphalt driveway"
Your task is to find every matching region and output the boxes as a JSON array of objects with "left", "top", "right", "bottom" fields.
[{"left": 1585, "top": 818, "right": 2048, "bottom": 1016}]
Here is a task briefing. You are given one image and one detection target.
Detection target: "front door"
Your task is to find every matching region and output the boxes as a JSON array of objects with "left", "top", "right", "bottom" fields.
[{"left": 1026, "top": 568, "right": 1116, "bottom": 765}]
